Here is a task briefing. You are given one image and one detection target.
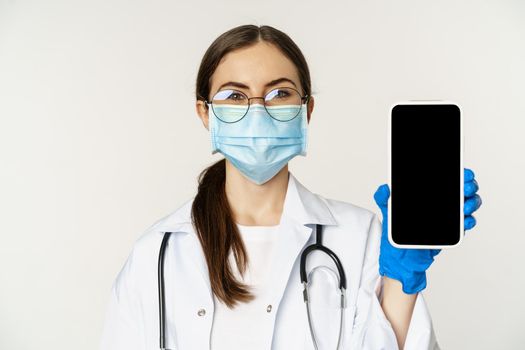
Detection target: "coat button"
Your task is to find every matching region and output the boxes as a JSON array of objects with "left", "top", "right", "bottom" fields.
[
  {"left": 266, "top": 304, "right": 272, "bottom": 313},
  {"left": 197, "top": 308, "right": 206, "bottom": 316}
]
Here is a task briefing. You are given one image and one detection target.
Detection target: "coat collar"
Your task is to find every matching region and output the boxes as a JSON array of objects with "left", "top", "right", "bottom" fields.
[{"left": 153, "top": 171, "right": 337, "bottom": 234}]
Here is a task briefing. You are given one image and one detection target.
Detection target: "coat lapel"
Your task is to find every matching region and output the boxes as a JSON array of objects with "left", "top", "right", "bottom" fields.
[
  {"left": 263, "top": 172, "right": 338, "bottom": 309},
  {"left": 154, "top": 202, "right": 214, "bottom": 302}
]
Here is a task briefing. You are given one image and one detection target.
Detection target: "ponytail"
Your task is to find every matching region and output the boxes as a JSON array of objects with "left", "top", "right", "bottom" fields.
[{"left": 191, "top": 159, "right": 255, "bottom": 308}]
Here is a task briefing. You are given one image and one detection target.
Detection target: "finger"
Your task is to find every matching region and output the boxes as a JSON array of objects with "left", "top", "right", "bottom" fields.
[
  {"left": 464, "top": 168, "right": 475, "bottom": 182},
  {"left": 464, "top": 215, "right": 476, "bottom": 230},
  {"left": 464, "top": 194, "right": 482, "bottom": 215},
  {"left": 405, "top": 249, "right": 440, "bottom": 270},
  {"left": 464, "top": 179, "right": 479, "bottom": 197},
  {"left": 430, "top": 249, "right": 441, "bottom": 257}
]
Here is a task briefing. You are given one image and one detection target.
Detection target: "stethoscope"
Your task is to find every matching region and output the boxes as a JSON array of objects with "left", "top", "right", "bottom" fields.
[{"left": 157, "top": 224, "right": 347, "bottom": 350}]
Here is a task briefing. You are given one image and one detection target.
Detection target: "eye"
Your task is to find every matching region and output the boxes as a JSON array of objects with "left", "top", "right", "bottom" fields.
[
  {"left": 274, "top": 89, "right": 291, "bottom": 99},
  {"left": 277, "top": 90, "right": 290, "bottom": 98},
  {"left": 226, "top": 91, "right": 246, "bottom": 101},
  {"left": 213, "top": 89, "right": 247, "bottom": 103},
  {"left": 266, "top": 88, "right": 293, "bottom": 101}
]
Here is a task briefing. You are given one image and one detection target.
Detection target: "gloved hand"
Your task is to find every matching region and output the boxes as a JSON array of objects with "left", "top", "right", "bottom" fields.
[{"left": 373, "top": 167, "right": 482, "bottom": 294}]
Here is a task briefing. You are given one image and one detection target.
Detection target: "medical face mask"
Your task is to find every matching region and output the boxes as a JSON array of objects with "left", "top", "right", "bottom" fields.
[{"left": 209, "top": 103, "right": 308, "bottom": 185}]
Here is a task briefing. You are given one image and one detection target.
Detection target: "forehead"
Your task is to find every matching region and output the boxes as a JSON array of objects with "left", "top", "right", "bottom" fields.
[{"left": 210, "top": 41, "right": 301, "bottom": 93}]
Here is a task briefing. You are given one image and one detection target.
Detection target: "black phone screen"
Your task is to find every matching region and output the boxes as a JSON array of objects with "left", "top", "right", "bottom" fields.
[{"left": 390, "top": 103, "right": 462, "bottom": 247}]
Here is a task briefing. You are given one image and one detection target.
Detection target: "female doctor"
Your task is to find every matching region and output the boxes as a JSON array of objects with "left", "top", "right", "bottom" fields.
[{"left": 100, "top": 24, "right": 482, "bottom": 350}]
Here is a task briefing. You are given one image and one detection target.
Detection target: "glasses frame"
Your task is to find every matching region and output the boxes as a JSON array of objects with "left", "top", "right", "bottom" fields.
[{"left": 204, "top": 86, "right": 310, "bottom": 123}]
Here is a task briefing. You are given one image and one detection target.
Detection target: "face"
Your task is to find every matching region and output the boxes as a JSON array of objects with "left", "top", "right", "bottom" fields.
[{"left": 196, "top": 41, "right": 314, "bottom": 129}]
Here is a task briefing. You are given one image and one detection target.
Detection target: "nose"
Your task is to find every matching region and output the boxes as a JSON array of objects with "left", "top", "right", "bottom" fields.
[{"left": 248, "top": 96, "right": 266, "bottom": 106}]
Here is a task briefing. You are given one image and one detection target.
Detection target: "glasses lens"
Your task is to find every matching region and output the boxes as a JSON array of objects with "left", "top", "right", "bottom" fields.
[
  {"left": 211, "top": 89, "right": 249, "bottom": 123},
  {"left": 265, "top": 87, "right": 303, "bottom": 121}
]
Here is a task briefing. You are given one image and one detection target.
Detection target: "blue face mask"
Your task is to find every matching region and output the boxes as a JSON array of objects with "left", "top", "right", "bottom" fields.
[{"left": 209, "top": 103, "right": 308, "bottom": 185}]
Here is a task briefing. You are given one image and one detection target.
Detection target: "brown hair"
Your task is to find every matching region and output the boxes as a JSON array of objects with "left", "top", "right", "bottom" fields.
[{"left": 191, "top": 24, "right": 312, "bottom": 309}]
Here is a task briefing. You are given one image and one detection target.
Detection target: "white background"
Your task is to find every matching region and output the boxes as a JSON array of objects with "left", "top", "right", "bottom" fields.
[{"left": 1, "top": 0, "right": 523, "bottom": 348}]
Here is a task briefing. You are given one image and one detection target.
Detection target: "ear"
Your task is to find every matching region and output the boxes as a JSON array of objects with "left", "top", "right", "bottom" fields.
[
  {"left": 196, "top": 100, "right": 209, "bottom": 130},
  {"left": 306, "top": 96, "right": 314, "bottom": 124}
]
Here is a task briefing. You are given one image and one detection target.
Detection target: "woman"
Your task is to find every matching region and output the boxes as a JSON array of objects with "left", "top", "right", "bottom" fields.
[{"left": 100, "top": 24, "right": 482, "bottom": 350}]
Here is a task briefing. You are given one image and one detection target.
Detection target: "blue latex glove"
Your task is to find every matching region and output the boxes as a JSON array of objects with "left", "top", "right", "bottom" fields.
[{"left": 373, "top": 167, "right": 482, "bottom": 294}]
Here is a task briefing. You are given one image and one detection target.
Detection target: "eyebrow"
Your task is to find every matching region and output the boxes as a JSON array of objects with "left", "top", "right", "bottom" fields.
[{"left": 216, "top": 77, "right": 298, "bottom": 93}]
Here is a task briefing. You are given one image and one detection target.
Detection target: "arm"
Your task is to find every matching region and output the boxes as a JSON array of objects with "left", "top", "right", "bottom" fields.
[
  {"left": 380, "top": 276, "right": 417, "bottom": 349},
  {"left": 100, "top": 248, "right": 144, "bottom": 350},
  {"left": 349, "top": 212, "right": 440, "bottom": 350}
]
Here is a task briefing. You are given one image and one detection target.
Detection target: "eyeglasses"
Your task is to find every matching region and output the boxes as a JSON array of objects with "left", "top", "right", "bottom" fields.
[{"left": 203, "top": 86, "right": 309, "bottom": 123}]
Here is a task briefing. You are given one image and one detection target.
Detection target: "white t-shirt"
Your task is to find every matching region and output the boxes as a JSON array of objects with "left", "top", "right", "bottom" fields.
[{"left": 210, "top": 223, "right": 280, "bottom": 350}]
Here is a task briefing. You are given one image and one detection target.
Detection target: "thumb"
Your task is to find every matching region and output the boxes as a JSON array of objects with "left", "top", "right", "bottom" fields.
[{"left": 373, "top": 184, "right": 390, "bottom": 218}]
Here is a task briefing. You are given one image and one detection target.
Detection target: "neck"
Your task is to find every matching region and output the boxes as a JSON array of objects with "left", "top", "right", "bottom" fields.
[{"left": 224, "top": 160, "right": 289, "bottom": 226}]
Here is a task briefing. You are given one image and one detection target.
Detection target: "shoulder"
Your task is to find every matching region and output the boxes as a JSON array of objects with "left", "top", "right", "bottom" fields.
[
  {"left": 312, "top": 195, "right": 384, "bottom": 293},
  {"left": 322, "top": 195, "right": 380, "bottom": 234},
  {"left": 317, "top": 194, "right": 383, "bottom": 265},
  {"left": 117, "top": 197, "right": 195, "bottom": 284}
]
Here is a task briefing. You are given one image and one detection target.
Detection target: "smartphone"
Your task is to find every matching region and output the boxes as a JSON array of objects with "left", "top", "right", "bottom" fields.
[{"left": 388, "top": 100, "right": 464, "bottom": 249}]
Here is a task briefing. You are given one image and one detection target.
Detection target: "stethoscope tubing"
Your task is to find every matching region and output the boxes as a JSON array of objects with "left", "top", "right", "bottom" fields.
[
  {"left": 158, "top": 231, "right": 172, "bottom": 349},
  {"left": 300, "top": 224, "right": 347, "bottom": 290},
  {"left": 301, "top": 224, "right": 347, "bottom": 349}
]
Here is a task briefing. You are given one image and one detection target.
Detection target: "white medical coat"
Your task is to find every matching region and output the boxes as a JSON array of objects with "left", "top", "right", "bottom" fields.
[{"left": 100, "top": 172, "right": 441, "bottom": 349}]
